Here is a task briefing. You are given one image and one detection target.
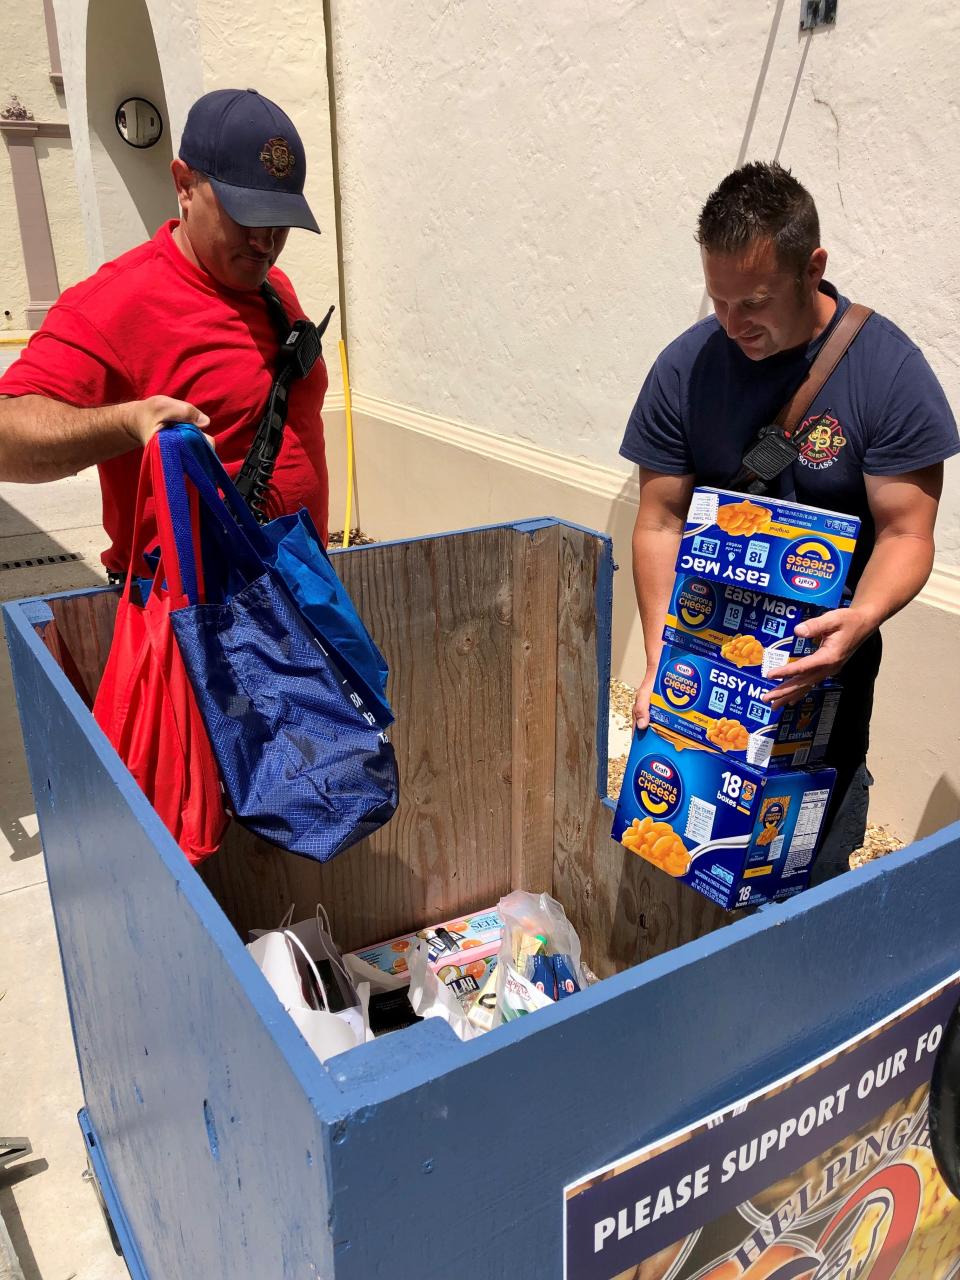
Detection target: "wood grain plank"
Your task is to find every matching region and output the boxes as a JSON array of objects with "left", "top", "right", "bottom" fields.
[
  {"left": 203, "top": 529, "right": 516, "bottom": 950},
  {"left": 510, "top": 524, "right": 559, "bottom": 895},
  {"left": 550, "top": 526, "right": 735, "bottom": 978},
  {"left": 49, "top": 590, "right": 120, "bottom": 705}
]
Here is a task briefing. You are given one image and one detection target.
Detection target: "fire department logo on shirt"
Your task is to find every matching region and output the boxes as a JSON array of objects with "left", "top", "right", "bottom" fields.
[
  {"left": 259, "top": 136, "right": 296, "bottom": 180},
  {"left": 798, "top": 412, "right": 847, "bottom": 470}
]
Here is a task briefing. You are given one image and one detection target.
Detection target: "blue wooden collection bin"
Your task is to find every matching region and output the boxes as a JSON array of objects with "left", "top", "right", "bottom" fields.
[{"left": 5, "top": 518, "right": 960, "bottom": 1279}]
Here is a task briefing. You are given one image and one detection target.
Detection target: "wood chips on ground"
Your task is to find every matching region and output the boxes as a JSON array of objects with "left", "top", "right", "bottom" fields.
[{"left": 328, "top": 529, "right": 377, "bottom": 547}]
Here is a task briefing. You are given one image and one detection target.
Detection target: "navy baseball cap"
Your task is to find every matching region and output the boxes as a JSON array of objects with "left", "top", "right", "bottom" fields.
[{"left": 179, "top": 88, "right": 320, "bottom": 233}]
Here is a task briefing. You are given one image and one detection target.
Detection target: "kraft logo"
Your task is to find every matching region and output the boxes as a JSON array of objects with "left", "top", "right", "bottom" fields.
[
  {"left": 675, "top": 662, "right": 694, "bottom": 677},
  {"left": 651, "top": 761, "right": 673, "bottom": 779},
  {"left": 690, "top": 583, "right": 708, "bottom": 595},
  {"left": 792, "top": 574, "right": 821, "bottom": 590}
]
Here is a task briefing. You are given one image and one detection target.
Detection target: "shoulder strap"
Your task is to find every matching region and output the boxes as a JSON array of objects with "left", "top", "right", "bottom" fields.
[
  {"left": 260, "top": 278, "right": 292, "bottom": 342},
  {"left": 776, "top": 301, "right": 873, "bottom": 435}
]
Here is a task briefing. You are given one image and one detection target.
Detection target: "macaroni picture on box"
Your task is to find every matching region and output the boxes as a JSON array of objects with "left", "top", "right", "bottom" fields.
[
  {"left": 664, "top": 574, "right": 820, "bottom": 675},
  {"left": 612, "top": 725, "right": 836, "bottom": 910},
  {"left": 650, "top": 644, "right": 841, "bottom": 772}
]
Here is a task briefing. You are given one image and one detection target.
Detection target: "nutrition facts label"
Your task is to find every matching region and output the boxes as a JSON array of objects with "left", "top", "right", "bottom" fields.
[
  {"left": 784, "top": 788, "right": 831, "bottom": 875},
  {"left": 685, "top": 796, "right": 716, "bottom": 846}
]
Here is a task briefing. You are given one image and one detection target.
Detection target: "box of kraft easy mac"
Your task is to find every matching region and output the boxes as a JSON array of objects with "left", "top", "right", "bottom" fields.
[
  {"left": 611, "top": 725, "right": 836, "bottom": 909},
  {"left": 649, "top": 643, "right": 841, "bottom": 772},
  {"left": 675, "top": 487, "right": 860, "bottom": 610},
  {"left": 664, "top": 574, "right": 820, "bottom": 675}
]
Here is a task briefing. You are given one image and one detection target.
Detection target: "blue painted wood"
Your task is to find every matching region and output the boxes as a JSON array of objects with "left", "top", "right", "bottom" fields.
[
  {"left": 319, "top": 825, "right": 960, "bottom": 1277},
  {"left": 6, "top": 517, "right": 960, "bottom": 1279},
  {"left": 79, "top": 1107, "right": 148, "bottom": 1277},
  {"left": 5, "top": 603, "right": 340, "bottom": 1277}
]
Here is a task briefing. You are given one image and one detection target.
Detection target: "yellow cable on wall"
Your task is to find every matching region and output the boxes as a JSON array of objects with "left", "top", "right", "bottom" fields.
[{"left": 338, "top": 338, "right": 355, "bottom": 550}]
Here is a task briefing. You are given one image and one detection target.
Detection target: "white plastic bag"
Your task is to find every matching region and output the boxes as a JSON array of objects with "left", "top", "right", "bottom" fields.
[
  {"left": 247, "top": 905, "right": 369, "bottom": 1060},
  {"left": 494, "top": 890, "right": 587, "bottom": 1024},
  {"left": 407, "top": 940, "right": 489, "bottom": 1041}
]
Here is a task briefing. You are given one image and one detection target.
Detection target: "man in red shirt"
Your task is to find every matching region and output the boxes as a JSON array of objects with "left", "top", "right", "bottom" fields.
[{"left": 0, "top": 88, "right": 330, "bottom": 575}]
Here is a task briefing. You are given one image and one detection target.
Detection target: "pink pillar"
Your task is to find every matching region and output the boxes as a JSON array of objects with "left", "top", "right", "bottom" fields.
[
  {"left": 1, "top": 121, "right": 65, "bottom": 328},
  {"left": 41, "top": 0, "right": 65, "bottom": 90}
]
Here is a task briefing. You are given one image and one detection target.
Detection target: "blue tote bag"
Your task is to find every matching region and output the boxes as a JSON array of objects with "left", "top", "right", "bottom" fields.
[
  {"left": 158, "top": 425, "right": 399, "bottom": 862},
  {"left": 175, "top": 426, "right": 392, "bottom": 727}
]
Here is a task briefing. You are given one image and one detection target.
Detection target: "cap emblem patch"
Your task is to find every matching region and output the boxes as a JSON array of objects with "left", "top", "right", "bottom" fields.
[{"left": 259, "top": 136, "right": 296, "bottom": 180}]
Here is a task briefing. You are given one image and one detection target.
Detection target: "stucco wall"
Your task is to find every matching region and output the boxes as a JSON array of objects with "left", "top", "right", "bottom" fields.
[
  {"left": 330, "top": 0, "right": 960, "bottom": 565},
  {"left": 0, "top": 0, "right": 86, "bottom": 325},
  {"left": 85, "top": 0, "right": 177, "bottom": 260}
]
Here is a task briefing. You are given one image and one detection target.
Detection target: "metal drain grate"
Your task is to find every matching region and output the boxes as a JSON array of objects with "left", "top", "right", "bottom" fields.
[{"left": 0, "top": 551, "right": 83, "bottom": 572}]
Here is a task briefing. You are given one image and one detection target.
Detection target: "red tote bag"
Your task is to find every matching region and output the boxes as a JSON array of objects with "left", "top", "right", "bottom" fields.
[{"left": 93, "top": 437, "right": 227, "bottom": 863}]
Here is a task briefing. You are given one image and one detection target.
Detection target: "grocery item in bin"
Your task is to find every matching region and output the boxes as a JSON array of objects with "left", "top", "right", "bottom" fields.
[
  {"left": 650, "top": 644, "right": 840, "bottom": 772},
  {"left": 612, "top": 725, "right": 836, "bottom": 909},
  {"left": 346, "top": 906, "right": 503, "bottom": 978},
  {"left": 664, "top": 575, "right": 820, "bottom": 675},
  {"left": 676, "top": 487, "right": 859, "bottom": 610},
  {"left": 495, "top": 891, "right": 587, "bottom": 1023}
]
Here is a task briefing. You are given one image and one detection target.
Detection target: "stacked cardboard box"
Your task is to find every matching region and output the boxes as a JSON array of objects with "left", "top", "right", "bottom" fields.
[{"left": 613, "top": 488, "right": 861, "bottom": 910}]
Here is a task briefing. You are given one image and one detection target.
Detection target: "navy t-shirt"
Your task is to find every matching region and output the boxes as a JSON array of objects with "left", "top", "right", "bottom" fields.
[{"left": 621, "top": 282, "right": 959, "bottom": 586}]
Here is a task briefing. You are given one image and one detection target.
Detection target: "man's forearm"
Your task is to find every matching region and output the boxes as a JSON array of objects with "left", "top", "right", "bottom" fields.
[
  {"left": 0, "top": 393, "right": 210, "bottom": 483},
  {"left": 633, "top": 524, "right": 683, "bottom": 672},
  {"left": 849, "top": 532, "right": 936, "bottom": 631},
  {"left": 0, "top": 395, "right": 139, "bottom": 482}
]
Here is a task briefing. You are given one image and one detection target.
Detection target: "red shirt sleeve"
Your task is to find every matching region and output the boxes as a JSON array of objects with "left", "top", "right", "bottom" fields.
[{"left": 0, "top": 303, "right": 134, "bottom": 406}]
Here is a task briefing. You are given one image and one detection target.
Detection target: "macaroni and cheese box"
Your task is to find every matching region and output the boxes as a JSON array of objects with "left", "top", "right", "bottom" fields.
[
  {"left": 346, "top": 907, "right": 503, "bottom": 979},
  {"left": 676, "top": 487, "right": 860, "bottom": 610},
  {"left": 664, "top": 574, "right": 819, "bottom": 675},
  {"left": 611, "top": 725, "right": 836, "bottom": 910},
  {"left": 650, "top": 644, "right": 840, "bottom": 772}
]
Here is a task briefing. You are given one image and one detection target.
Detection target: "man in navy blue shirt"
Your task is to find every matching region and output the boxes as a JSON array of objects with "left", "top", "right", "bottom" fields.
[{"left": 622, "top": 162, "right": 958, "bottom": 882}]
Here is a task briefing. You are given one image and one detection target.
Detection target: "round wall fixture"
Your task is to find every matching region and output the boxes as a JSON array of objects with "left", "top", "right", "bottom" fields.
[{"left": 115, "top": 98, "right": 163, "bottom": 148}]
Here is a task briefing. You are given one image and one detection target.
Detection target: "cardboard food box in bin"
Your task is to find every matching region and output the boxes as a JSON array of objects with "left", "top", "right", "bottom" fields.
[
  {"left": 345, "top": 907, "right": 503, "bottom": 1011},
  {"left": 612, "top": 725, "right": 836, "bottom": 910},
  {"left": 675, "top": 487, "right": 860, "bottom": 610}
]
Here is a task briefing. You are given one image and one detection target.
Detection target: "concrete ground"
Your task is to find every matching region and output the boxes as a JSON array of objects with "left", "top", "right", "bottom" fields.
[{"left": 0, "top": 434, "right": 128, "bottom": 1278}]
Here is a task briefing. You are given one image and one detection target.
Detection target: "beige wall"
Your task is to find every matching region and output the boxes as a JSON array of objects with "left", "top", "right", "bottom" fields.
[
  {"left": 330, "top": 0, "right": 960, "bottom": 568},
  {"left": 324, "top": 0, "right": 960, "bottom": 840},
  {"left": 0, "top": 0, "right": 86, "bottom": 327},
  {"left": 84, "top": 0, "right": 177, "bottom": 260}
]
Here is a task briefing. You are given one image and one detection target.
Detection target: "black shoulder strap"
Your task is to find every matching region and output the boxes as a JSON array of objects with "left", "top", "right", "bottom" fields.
[
  {"left": 732, "top": 303, "right": 873, "bottom": 495},
  {"left": 234, "top": 283, "right": 333, "bottom": 521},
  {"left": 260, "top": 279, "right": 293, "bottom": 343}
]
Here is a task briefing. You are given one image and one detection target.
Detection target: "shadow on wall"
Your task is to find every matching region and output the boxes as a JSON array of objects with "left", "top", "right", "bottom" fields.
[
  {"left": 916, "top": 776, "right": 960, "bottom": 843},
  {"left": 604, "top": 475, "right": 643, "bottom": 684},
  {"left": 85, "top": 0, "right": 177, "bottom": 259}
]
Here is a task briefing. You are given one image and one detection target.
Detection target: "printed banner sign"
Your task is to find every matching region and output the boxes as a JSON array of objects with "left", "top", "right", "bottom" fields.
[{"left": 564, "top": 973, "right": 960, "bottom": 1280}]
